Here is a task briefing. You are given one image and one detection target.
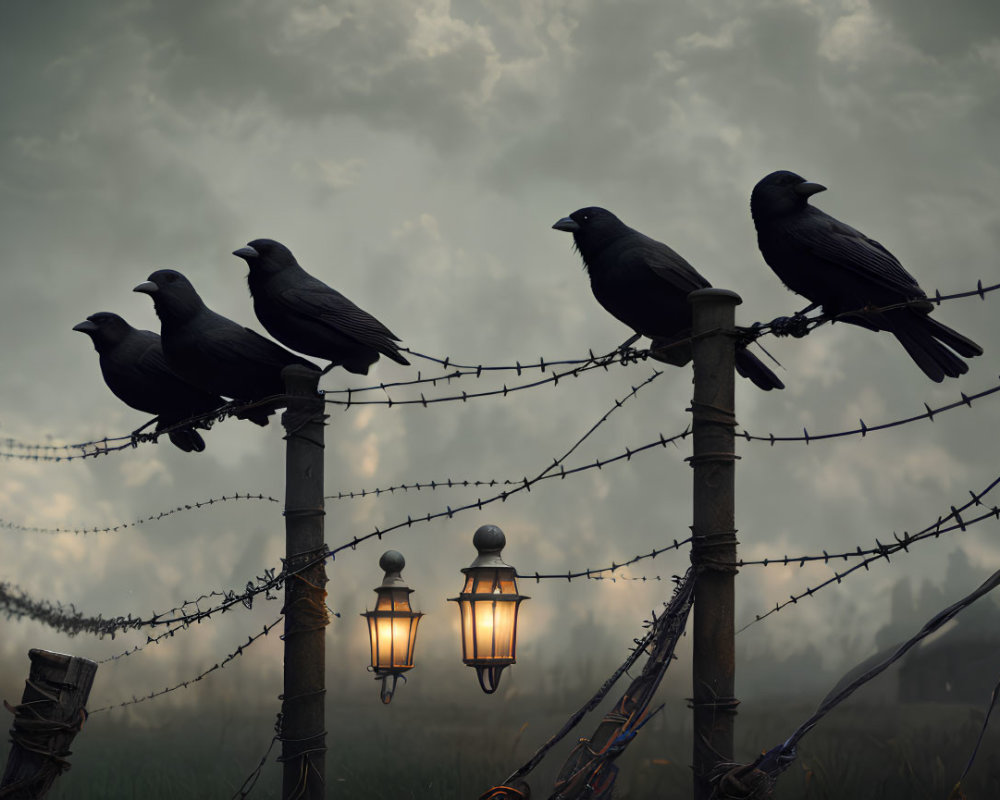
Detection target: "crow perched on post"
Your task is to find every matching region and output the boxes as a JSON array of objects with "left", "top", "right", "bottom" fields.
[
  {"left": 553, "top": 206, "right": 784, "bottom": 391},
  {"left": 233, "top": 238, "right": 410, "bottom": 375},
  {"left": 751, "top": 170, "right": 983, "bottom": 382},
  {"left": 134, "top": 270, "right": 319, "bottom": 424},
  {"left": 73, "top": 312, "right": 224, "bottom": 452}
]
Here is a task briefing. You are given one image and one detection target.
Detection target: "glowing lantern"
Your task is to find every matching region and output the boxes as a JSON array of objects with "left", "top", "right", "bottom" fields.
[
  {"left": 361, "top": 550, "right": 422, "bottom": 704},
  {"left": 449, "top": 525, "right": 529, "bottom": 693}
]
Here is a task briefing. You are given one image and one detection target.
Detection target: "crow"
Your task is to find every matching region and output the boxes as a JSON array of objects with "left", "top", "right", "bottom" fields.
[
  {"left": 133, "top": 270, "right": 320, "bottom": 424},
  {"left": 73, "top": 312, "right": 224, "bottom": 452},
  {"left": 553, "top": 206, "right": 784, "bottom": 391},
  {"left": 751, "top": 170, "right": 983, "bottom": 382},
  {"left": 232, "top": 238, "right": 410, "bottom": 375}
]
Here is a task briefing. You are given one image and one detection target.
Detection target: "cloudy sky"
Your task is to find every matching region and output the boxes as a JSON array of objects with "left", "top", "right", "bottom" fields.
[{"left": 2, "top": 0, "right": 999, "bottom": 776}]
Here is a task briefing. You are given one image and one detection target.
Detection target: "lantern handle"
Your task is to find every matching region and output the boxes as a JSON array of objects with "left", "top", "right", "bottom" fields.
[{"left": 378, "top": 672, "right": 406, "bottom": 704}]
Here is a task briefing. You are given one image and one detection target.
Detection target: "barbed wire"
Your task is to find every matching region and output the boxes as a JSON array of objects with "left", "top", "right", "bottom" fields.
[
  {"left": 322, "top": 346, "right": 649, "bottom": 408},
  {"left": 738, "top": 377, "right": 1000, "bottom": 446},
  {"left": 0, "top": 562, "right": 283, "bottom": 640},
  {"left": 0, "top": 347, "right": 650, "bottom": 459},
  {"left": 0, "top": 493, "right": 280, "bottom": 536},
  {"left": 745, "top": 279, "right": 1000, "bottom": 342},
  {"left": 737, "top": 472, "right": 1000, "bottom": 632},
  {"left": 0, "top": 399, "right": 273, "bottom": 462},
  {"left": 2, "top": 371, "right": 685, "bottom": 639},
  {"left": 89, "top": 616, "right": 283, "bottom": 713},
  {"left": 319, "top": 346, "right": 624, "bottom": 400}
]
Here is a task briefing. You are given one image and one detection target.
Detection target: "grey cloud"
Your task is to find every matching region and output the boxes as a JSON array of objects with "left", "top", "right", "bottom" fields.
[{"left": 871, "top": 0, "right": 1000, "bottom": 56}]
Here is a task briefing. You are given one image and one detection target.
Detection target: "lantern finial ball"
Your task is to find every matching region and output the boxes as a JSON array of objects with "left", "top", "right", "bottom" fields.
[
  {"left": 473, "top": 524, "right": 506, "bottom": 554},
  {"left": 379, "top": 550, "right": 405, "bottom": 574}
]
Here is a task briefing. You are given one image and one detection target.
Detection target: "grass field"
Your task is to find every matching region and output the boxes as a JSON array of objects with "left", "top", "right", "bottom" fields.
[{"left": 10, "top": 691, "right": 996, "bottom": 799}]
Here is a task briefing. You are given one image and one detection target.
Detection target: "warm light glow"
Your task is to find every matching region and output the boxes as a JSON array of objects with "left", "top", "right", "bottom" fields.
[
  {"left": 454, "top": 566, "right": 525, "bottom": 666},
  {"left": 364, "top": 588, "right": 421, "bottom": 672}
]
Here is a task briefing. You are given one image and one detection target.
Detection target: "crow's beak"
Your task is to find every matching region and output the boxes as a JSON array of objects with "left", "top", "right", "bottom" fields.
[
  {"left": 133, "top": 281, "right": 159, "bottom": 295},
  {"left": 72, "top": 320, "right": 98, "bottom": 334},
  {"left": 232, "top": 245, "right": 258, "bottom": 260},
  {"left": 794, "top": 181, "right": 827, "bottom": 197},
  {"left": 552, "top": 216, "right": 580, "bottom": 233}
]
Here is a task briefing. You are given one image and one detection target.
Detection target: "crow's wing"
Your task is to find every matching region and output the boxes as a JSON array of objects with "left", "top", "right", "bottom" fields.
[
  {"left": 199, "top": 314, "right": 318, "bottom": 372},
  {"left": 627, "top": 235, "right": 711, "bottom": 294},
  {"left": 273, "top": 274, "right": 402, "bottom": 345},
  {"left": 786, "top": 208, "right": 925, "bottom": 298}
]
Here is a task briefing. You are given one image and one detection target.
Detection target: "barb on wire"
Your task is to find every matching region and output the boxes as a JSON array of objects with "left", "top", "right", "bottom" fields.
[
  {"left": 739, "top": 377, "right": 1000, "bottom": 446},
  {"left": 0, "top": 493, "right": 280, "bottom": 536},
  {"left": 89, "top": 617, "right": 283, "bottom": 713},
  {"left": 737, "top": 472, "right": 1000, "bottom": 632}
]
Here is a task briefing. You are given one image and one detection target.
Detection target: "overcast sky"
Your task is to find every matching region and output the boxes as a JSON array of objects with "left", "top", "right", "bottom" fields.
[{"left": 2, "top": 0, "right": 999, "bottom": 766}]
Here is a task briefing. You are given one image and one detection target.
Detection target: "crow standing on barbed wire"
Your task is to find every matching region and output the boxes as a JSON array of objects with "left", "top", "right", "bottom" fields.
[
  {"left": 750, "top": 170, "right": 983, "bottom": 382},
  {"left": 232, "top": 238, "right": 410, "bottom": 376},
  {"left": 73, "top": 312, "right": 224, "bottom": 452},
  {"left": 553, "top": 207, "right": 785, "bottom": 391},
  {"left": 134, "top": 270, "right": 320, "bottom": 425}
]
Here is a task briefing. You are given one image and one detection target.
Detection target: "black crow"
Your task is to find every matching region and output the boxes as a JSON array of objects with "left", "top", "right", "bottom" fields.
[
  {"left": 232, "top": 238, "right": 410, "bottom": 375},
  {"left": 73, "top": 312, "right": 224, "bottom": 452},
  {"left": 133, "top": 270, "right": 320, "bottom": 423},
  {"left": 553, "top": 207, "right": 784, "bottom": 391},
  {"left": 751, "top": 170, "right": 983, "bottom": 382}
]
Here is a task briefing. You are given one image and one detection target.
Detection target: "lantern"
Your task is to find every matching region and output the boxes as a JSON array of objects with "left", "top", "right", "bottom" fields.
[
  {"left": 361, "top": 550, "right": 423, "bottom": 704},
  {"left": 449, "top": 525, "right": 529, "bottom": 693}
]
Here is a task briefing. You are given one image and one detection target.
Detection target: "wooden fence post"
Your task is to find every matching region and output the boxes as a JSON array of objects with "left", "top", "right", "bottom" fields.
[
  {"left": 688, "top": 289, "right": 740, "bottom": 800},
  {"left": 280, "top": 365, "right": 329, "bottom": 800},
  {"left": 1, "top": 649, "right": 97, "bottom": 800}
]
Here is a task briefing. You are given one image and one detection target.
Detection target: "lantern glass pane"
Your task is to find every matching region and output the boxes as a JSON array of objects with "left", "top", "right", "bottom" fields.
[
  {"left": 367, "top": 616, "right": 379, "bottom": 667},
  {"left": 473, "top": 599, "right": 496, "bottom": 660},
  {"left": 493, "top": 600, "right": 516, "bottom": 660},
  {"left": 376, "top": 616, "right": 395, "bottom": 667},
  {"left": 460, "top": 598, "right": 475, "bottom": 660},
  {"left": 405, "top": 616, "right": 420, "bottom": 664}
]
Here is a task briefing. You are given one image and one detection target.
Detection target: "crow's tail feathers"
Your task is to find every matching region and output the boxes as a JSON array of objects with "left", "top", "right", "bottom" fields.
[
  {"left": 383, "top": 345, "right": 411, "bottom": 367},
  {"left": 887, "top": 312, "right": 983, "bottom": 383},
  {"left": 735, "top": 348, "right": 785, "bottom": 391}
]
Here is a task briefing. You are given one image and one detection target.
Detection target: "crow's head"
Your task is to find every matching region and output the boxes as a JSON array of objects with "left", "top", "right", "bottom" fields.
[
  {"left": 73, "top": 311, "right": 132, "bottom": 351},
  {"left": 134, "top": 269, "right": 205, "bottom": 323},
  {"left": 232, "top": 238, "right": 298, "bottom": 283},
  {"left": 750, "top": 170, "right": 827, "bottom": 222},
  {"left": 553, "top": 207, "right": 630, "bottom": 269}
]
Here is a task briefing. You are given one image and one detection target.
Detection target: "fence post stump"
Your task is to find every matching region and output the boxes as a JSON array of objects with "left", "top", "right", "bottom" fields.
[
  {"left": 688, "top": 289, "right": 740, "bottom": 800},
  {"left": 1, "top": 649, "right": 97, "bottom": 800},
  {"left": 280, "top": 365, "right": 328, "bottom": 800}
]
